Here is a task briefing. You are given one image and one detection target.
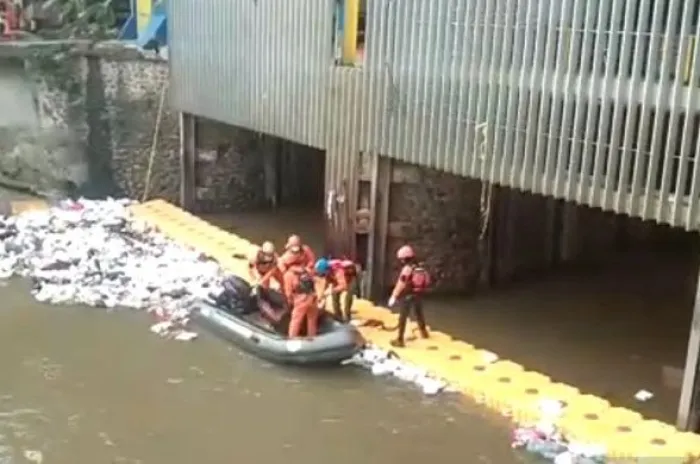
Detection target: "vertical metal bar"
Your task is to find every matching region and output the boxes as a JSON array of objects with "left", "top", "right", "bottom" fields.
[
  {"left": 470, "top": 0, "right": 498, "bottom": 178},
  {"left": 563, "top": 1, "right": 597, "bottom": 202},
  {"left": 342, "top": 0, "right": 360, "bottom": 65},
  {"left": 500, "top": 1, "right": 528, "bottom": 183},
  {"left": 552, "top": 0, "right": 585, "bottom": 198},
  {"left": 405, "top": 1, "right": 429, "bottom": 166},
  {"left": 614, "top": 0, "right": 653, "bottom": 213},
  {"left": 601, "top": 0, "right": 635, "bottom": 210},
  {"left": 664, "top": 1, "right": 698, "bottom": 227},
  {"left": 509, "top": 0, "right": 541, "bottom": 187},
  {"left": 386, "top": 0, "right": 413, "bottom": 162},
  {"left": 490, "top": 0, "right": 518, "bottom": 184},
  {"left": 461, "top": 0, "right": 487, "bottom": 176},
  {"left": 444, "top": 0, "right": 464, "bottom": 176},
  {"left": 542, "top": 0, "right": 575, "bottom": 194},
  {"left": 677, "top": 260, "right": 700, "bottom": 431},
  {"left": 310, "top": 0, "right": 326, "bottom": 147},
  {"left": 684, "top": 108, "right": 700, "bottom": 230},
  {"left": 364, "top": 153, "right": 380, "bottom": 298},
  {"left": 417, "top": 0, "right": 439, "bottom": 168},
  {"left": 681, "top": 30, "right": 700, "bottom": 228},
  {"left": 374, "top": 156, "right": 392, "bottom": 295},
  {"left": 453, "top": 0, "right": 477, "bottom": 175},
  {"left": 628, "top": 0, "right": 666, "bottom": 217},
  {"left": 644, "top": 0, "right": 684, "bottom": 222},
  {"left": 369, "top": 0, "right": 390, "bottom": 154},
  {"left": 580, "top": 0, "right": 615, "bottom": 206},
  {"left": 518, "top": 0, "right": 548, "bottom": 191},
  {"left": 532, "top": 0, "right": 562, "bottom": 193},
  {"left": 179, "top": 113, "right": 197, "bottom": 211},
  {"left": 426, "top": 0, "right": 448, "bottom": 170}
]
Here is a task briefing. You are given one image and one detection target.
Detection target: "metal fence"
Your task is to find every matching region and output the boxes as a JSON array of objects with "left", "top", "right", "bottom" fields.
[{"left": 169, "top": 0, "right": 700, "bottom": 230}]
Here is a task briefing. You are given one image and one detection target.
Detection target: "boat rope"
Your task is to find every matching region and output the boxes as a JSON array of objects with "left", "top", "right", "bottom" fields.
[{"left": 141, "top": 79, "right": 169, "bottom": 202}]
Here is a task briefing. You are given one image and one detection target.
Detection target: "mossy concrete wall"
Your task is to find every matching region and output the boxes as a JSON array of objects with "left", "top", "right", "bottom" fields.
[{"left": 0, "top": 45, "right": 179, "bottom": 201}]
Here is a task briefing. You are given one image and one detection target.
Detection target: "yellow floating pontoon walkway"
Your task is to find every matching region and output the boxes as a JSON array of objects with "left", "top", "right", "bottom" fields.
[
  {"left": 127, "top": 200, "right": 700, "bottom": 460},
  {"left": 13, "top": 199, "right": 700, "bottom": 460}
]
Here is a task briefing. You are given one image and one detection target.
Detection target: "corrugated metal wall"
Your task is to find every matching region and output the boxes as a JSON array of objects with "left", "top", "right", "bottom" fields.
[{"left": 169, "top": 0, "right": 700, "bottom": 230}]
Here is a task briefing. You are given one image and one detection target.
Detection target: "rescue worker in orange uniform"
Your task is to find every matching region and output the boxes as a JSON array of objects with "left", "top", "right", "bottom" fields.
[
  {"left": 314, "top": 257, "right": 358, "bottom": 322},
  {"left": 388, "top": 245, "right": 431, "bottom": 347},
  {"left": 283, "top": 264, "right": 319, "bottom": 338},
  {"left": 247, "top": 241, "right": 283, "bottom": 292},
  {"left": 278, "top": 234, "right": 316, "bottom": 274}
]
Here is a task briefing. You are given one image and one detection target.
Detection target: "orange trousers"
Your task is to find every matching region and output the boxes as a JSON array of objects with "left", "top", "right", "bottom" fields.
[{"left": 288, "top": 300, "right": 318, "bottom": 338}]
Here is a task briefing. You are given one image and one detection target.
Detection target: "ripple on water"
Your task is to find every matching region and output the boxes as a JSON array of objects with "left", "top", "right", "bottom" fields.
[{"left": 0, "top": 404, "right": 46, "bottom": 464}]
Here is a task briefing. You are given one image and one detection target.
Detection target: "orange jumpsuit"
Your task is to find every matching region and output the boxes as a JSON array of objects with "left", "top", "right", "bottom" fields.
[
  {"left": 389, "top": 264, "right": 429, "bottom": 345},
  {"left": 248, "top": 251, "right": 283, "bottom": 289},
  {"left": 318, "top": 264, "right": 349, "bottom": 321},
  {"left": 278, "top": 245, "right": 316, "bottom": 274},
  {"left": 283, "top": 266, "right": 319, "bottom": 338}
]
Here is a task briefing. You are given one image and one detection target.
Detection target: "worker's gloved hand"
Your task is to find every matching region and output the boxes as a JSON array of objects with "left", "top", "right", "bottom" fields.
[
  {"left": 323, "top": 288, "right": 333, "bottom": 297},
  {"left": 250, "top": 285, "right": 259, "bottom": 297},
  {"left": 387, "top": 296, "right": 396, "bottom": 307}
]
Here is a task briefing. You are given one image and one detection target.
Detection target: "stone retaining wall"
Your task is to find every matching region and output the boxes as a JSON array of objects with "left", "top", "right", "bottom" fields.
[{"left": 0, "top": 46, "right": 181, "bottom": 202}]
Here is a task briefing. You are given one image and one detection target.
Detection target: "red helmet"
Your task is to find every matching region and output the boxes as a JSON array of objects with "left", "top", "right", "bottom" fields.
[
  {"left": 286, "top": 234, "right": 302, "bottom": 252},
  {"left": 396, "top": 245, "right": 415, "bottom": 260}
]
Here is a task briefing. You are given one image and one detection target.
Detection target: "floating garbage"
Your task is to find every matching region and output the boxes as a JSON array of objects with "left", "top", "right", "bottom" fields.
[
  {"left": 0, "top": 199, "right": 448, "bottom": 396},
  {"left": 511, "top": 400, "right": 606, "bottom": 463},
  {"left": 633, "top": 389, "right": 654, "bottom": 402},
  {"left": 0, "top": 198, "right": 224, "bottom": 341},
  {"left": 345, "top": 346, "right": 450, "bottom": 395}
]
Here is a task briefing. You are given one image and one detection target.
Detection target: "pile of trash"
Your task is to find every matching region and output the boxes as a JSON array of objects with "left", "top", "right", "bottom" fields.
[
  {"left": 0, "top": 198, "right": 224, "bottom": 340},
  {"left": 0, "top": 198, "right": 449, "bottom": 396},
  {"left": 346, "top": 346, "right": 450, "bottom": 396},
  {"left": 511, "top": 400, "right": 606, "bottom": 463}
]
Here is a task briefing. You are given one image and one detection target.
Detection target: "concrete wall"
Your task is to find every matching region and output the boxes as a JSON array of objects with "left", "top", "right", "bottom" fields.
[
  {"left": 0, "top": 46, "right": 180, "bottom": 201},
  {"left": 386, "top": 161, "right": 483, "bottom": 293},
  {"left": 193, "top": 119, "right": 325, "bottom": 214}
]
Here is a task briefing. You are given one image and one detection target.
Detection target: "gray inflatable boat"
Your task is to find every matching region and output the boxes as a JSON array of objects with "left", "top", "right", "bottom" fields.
[{"left": 192, "top": 276, "right": 364, "bottom": 365}]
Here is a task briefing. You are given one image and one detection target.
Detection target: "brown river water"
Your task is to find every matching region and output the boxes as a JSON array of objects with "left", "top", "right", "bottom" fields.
[
  {"left": 0, "top": 191, "right": 527, "bottom": 464},
  {"left": 0, "top": 188, "right": 693, "bottom": 463}
]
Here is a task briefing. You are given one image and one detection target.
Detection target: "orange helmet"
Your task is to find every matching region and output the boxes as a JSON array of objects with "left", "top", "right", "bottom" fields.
[
  {"left": 396, "top": 245, "right": 415, "bottom": 260},
  {"left": 286, "top": 234, "right": 302, "bottom": 252},
  {"left": 260, "top": 241, "right": 275, "bottom": 255}
]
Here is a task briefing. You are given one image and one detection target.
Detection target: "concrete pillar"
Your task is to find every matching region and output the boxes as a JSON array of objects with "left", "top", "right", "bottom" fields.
[
  {"left": 364, "top": 153, "right": 391, "bottom": 299},
  {"left": 560, "top": 202, "right": 580, "bottom": 262},
  {"left": 262, "top": 137, "right": 278, "bottom": 209},
  {"left": 178, "top": 112, "right": 197, "bottom": 211},
  {"left": 677, "top": 256, "right": 700, "bottom": 431}
]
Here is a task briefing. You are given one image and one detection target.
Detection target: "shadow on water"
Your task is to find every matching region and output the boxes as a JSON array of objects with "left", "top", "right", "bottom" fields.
[{"left": 206, "top": 208, "right": 695, "bottom": 424}]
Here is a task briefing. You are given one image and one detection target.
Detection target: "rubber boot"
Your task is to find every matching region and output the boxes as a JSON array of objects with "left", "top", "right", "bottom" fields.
[{"left": 390, "top": 306, "right": 408, "bottom": 348}]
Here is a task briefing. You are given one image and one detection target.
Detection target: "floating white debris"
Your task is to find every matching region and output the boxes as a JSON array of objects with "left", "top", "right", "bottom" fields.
[
  {"left": 346, "top": 345, "right": 449, "bottom": 395},
  {"left": 0, "top": 198, "right": 224, "bottom": 342},
  {"left": 0, "top": 199, "right": 448, "bottom": 396},
  {"left": 633, "top": 389, "right": 654, "bottom": 402},
  {"left": 22, "top": 450, "right": 43, "bottom": 464}
]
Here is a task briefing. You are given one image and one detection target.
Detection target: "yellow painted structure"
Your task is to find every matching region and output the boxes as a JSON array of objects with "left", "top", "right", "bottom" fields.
[
  {"left": 7, "top": 198, "right": 700, "bottom": 459},
  {"left": 136, "top": 0, "right": 154, "bottom": 34},
  {"left": 341, "top": 0, "right": 359, "bottom": 66}
]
